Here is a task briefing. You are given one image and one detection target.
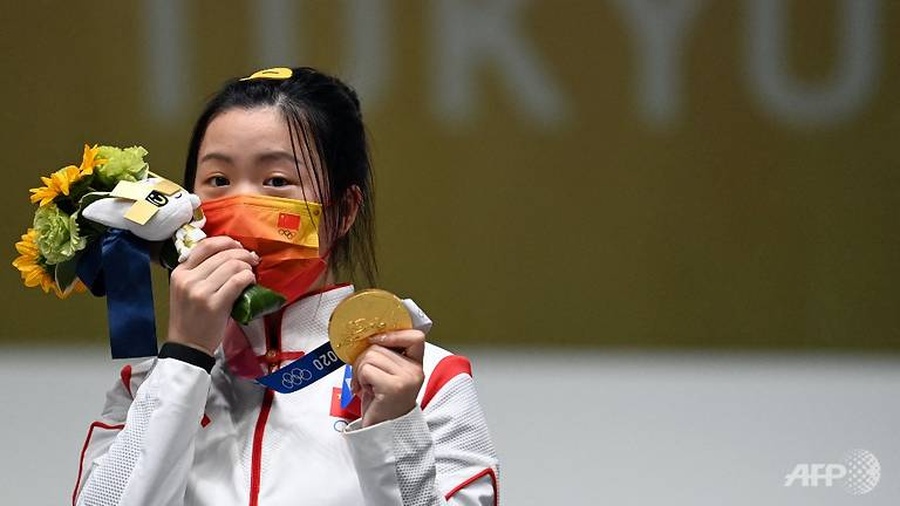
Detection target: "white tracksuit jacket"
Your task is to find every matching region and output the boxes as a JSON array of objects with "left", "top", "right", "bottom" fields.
[{"left": 73, "top": 285, "right": 500, "bottom": 505}]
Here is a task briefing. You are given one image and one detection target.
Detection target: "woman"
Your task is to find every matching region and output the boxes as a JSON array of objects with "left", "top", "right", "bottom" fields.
[{"left": 74, "top": 67, "right": 499, "bottom": 505}]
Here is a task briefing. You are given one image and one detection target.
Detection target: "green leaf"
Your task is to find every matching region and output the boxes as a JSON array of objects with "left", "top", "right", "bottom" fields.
[
  {"left": 73, "top": 201, "right": 109, "bottom": 239},
  {"left": 231, "top": 284, "right": 286, "bottom": 324},
  {"left": 54, "top": 254, "right": 81, "bottom": 292},
  {"left": 157, "top": 239, "right": 180, "bottom": 271},
  {"left": 77, "top": 191, "right": 109, "bottom": 210}
]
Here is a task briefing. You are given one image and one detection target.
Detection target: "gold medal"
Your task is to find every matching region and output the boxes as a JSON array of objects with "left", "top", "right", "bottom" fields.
[{"left": 328, "top": 289, "right": 413, "bottom": 364}]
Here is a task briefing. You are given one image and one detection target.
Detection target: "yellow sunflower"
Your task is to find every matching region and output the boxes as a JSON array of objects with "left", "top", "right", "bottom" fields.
[
  {"left": 54, "top": 278, "right": 88, "bottom": 299},
  {"left": 29, "top": 144, "right": 104, "bottom": 207},
  {"left": 78, "top": 143, "right": 106, "bottom": 176},
  {"left": 12, "top": 228, "right": 54, "bottom": 291},
  {"left": 11, "top": 228, "right": 86, "bottom": 299}
]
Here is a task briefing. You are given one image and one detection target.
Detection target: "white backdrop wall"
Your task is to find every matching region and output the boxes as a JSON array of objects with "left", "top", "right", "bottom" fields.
[{"left": 1, "top": 347, "right": 897, "bottom": 505}]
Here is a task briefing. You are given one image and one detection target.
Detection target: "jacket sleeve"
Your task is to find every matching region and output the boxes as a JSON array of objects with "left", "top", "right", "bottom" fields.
[
  {"left": 343, "top": 357, "right": 500, "bottom": 506},
  {"left": 74, "top": 358, "right": 211, "bottom": 506}
]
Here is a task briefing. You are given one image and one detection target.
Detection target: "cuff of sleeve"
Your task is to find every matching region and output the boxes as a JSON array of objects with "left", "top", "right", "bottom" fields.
[
  {"left": 159, "top": 342, "right": 215, "bottom": 373},
  {"left": 343, "top": 404, "right": 420, "bottom": 434},
  {"left": 343, "top": 406, "right": 436, "bottom": 504}
]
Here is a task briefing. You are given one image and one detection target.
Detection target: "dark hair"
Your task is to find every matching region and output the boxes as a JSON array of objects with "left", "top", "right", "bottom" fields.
[{"left": 184, "top": 66, "right": 376, "bottom": 286}]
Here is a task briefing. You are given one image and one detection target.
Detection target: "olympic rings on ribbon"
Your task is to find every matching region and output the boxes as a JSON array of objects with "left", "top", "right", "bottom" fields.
[{"left": 281, "top": 368, "right": 313, "bottom": 389}]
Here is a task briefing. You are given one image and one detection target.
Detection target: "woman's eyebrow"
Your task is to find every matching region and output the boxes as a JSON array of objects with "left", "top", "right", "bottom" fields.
[
  {"left": 256, "top": 150, "right": 301, "bottom": 165},
  {"left": 198, "top": 152, "right": 234, "bottom": 165}
]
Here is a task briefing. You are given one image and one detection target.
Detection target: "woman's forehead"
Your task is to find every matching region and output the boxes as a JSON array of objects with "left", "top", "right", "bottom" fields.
[
  {"left": 202, "top": 107, "right": 320, "bottom": 164},
  {"left": 201, "top": 107, "right": 292, "bottom": 151}
]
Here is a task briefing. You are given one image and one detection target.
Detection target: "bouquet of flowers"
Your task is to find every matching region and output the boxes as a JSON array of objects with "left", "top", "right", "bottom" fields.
[
  {"left": 14, "top": 145, "right": 141, "bottom": 298},
  {"left": 12, "top": 144, "right": 284, "bottom": 357}
]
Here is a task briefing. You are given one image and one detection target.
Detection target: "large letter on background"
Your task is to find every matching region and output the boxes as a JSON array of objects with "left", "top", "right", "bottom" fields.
[
  {"left": 341, "top": 0, "right": 389, "bottom": 107},
  {"left": 255, "top": 0, "right": 299, "bottom": 67},
  {"left": 432, "top": 0, "right": 568, "bottom": 127},
  {"left": 142, "top": 0, "right": 190, "bottom": 122},
  {"left": 612, "top": 0, "right": 705, "bottom": 128},
  {"left": 747, "top": 0, "right": 881, "bottom": 127}
]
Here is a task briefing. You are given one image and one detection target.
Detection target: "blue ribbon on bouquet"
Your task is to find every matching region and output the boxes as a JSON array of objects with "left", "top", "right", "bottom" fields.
[{"left": 77, "top": 228, "right": 158, "bottom": 359}]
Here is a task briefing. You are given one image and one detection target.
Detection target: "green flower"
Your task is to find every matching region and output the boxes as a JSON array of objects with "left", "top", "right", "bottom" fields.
[
  {"left": 33, "top": 204, "right": 86, "bottom": 265},
  {"left": 95, "top": 145, "right": 149, "bottom": 189}
]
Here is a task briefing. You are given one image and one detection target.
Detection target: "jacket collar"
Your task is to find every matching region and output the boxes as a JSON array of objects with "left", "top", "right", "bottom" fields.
[{"left": 222, "top": 284, "right": 354, "bottom": 378}]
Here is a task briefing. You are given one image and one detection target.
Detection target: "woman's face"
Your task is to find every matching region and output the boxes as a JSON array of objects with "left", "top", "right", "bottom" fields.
[
  {"left": 194, "top": 106, "right": 321, "bottom": 203},
  {"left": 195, "top": 106, "right": 344, "bottom": 264}
]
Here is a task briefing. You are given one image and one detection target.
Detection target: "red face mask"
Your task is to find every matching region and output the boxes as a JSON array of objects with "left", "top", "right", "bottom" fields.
[{"left": 200, "top": 194, "right": 327, "bottom": 304}]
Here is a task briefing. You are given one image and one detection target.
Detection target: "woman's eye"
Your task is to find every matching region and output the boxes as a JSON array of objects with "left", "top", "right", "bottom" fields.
[
  {"left": 265, "top": 176, "right": 290, "bottom": 187},
  {"left": 209, "top": 176, "right": 229, "bottom": 187}
]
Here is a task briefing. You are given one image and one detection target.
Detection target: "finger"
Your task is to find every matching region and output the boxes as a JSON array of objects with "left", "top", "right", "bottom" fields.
[
  {"left": 201, "top": 257, "right": 256, "bottom": 293},
  {"left": 361, "top": 344, "right": 417, "bottom": 370},
  {"left": 180, "top": 236, "right": 248, "bottom": 269},
  {"left": 358, "top": 385, "right": 373, "bottom": 412},
  {"left": 354, "top": 361, "right": 395, "bottom": 390},
  {"left": 210, "top": 269, "right": 256, "bottom": 307},
  {"left": 353, "top": 347, "right": 425, "bottom": 393},
  {"left": 189, "top": 248, "right": 259, "bottom": 280},
  {"left": 170, "top": 250, "right": 256, "bottom": 300},
  {"left": 179, "top": 236, "right": 239, "bottom": 268},
  {"left": 354, "top": 346, "right": 406, "bottom": 376},
  {"left": 368, "top": 329, "right": 425, "bottom": 363}
]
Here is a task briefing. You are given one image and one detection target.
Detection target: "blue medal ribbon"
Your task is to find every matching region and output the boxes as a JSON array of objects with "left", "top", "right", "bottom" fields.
[
  {"left": 256, "top": 297, "right": 432, "bottom": 396},
  {"left": 76, "top": 228, "right": 158, "bottom": 359},
  {"left": 257, "top": 341, "right": 345, "bottom": 393}
]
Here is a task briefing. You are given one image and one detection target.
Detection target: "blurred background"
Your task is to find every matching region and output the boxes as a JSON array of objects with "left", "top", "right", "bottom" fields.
[{"left": 1, "top": 1, "right": 898, "bottom": 504}]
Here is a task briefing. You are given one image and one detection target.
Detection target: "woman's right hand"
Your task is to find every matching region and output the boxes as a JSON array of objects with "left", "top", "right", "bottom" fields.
[{"left": 166, "top": 236, "right": 259, "bottom": 355}]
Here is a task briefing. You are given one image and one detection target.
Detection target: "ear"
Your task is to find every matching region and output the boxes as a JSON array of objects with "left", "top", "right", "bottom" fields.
[{"left": 338, "top": 185, "right": 363, "bottom": 237}]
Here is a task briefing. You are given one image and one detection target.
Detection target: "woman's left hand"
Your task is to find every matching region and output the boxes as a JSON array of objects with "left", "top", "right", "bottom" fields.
[{"left": 351, "top": 329, "right": 426, "bottom": 427}]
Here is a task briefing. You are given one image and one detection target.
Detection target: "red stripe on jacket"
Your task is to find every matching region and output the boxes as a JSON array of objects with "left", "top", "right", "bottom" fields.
[
  {"left": 72, "top": 421, "right": 125, "bottom": 506},
  {"left": 119, "top": 365, "right": 133, "bottom": 397},
  {"left": 444, "top": 467, "right": 498, "bottom": 506},
  {"left": 421, "top": 355, "right": 472, "bottom": 409}
]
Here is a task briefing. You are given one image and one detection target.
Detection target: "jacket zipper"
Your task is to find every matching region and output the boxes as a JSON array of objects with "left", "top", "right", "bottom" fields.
[
  {"left": 249, "top": 389, "right": 274, "bottom": 506},
  {"left": 249, "top": 311, "right": 283, "bottom": 506}
]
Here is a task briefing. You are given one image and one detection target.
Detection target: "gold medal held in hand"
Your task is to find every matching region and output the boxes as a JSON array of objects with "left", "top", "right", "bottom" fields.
[{"left": 328, "top": 289, "right": 413, "bottom": 364}]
